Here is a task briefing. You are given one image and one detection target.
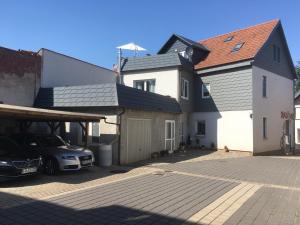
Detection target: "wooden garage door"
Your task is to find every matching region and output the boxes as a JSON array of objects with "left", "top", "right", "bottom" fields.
[{"left": 127, "top": 118, "right": 151, "bottom": 164}]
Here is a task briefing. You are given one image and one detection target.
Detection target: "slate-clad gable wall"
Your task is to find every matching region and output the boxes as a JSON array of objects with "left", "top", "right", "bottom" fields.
[
  {"left": 165, "top": 40, "right": 188, "bottom": 53},
  {"left": 253, "top": 26, "right": 295, "bottom": 80},
  {"left": 194, "top": 67, "right": 253, "bottom": 112},
  {"left": 179, "top": 70, "right": 195, "bottom": 112}
]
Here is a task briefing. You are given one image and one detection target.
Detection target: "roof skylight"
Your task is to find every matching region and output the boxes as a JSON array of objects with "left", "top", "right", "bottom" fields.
[
  {"left": 232, "top": 42, "right": 245, "bottom": 52},
  {"left": 224, "top": 36, "right": 234, "bottom": 42}
]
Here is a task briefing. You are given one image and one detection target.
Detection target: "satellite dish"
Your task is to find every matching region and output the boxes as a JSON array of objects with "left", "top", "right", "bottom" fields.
[{"left": 186, "top": 46, "right": 194, "bottom": 58}]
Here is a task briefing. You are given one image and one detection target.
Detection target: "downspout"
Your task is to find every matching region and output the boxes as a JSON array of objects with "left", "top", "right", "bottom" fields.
[{"left": 104, "top": 107, "right": 125, "bottom": 165}]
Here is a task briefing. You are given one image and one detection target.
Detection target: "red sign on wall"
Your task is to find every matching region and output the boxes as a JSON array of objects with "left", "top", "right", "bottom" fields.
[{"left": 281, "top": 111, "right": 294, "bottom": 120}]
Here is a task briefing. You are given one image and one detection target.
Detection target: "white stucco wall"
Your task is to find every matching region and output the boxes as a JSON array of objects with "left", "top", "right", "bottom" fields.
[
  {"left": 39, "top": 49, "right": 116, "bottom": 88},
  {"left": 295, "top": 106, "right": 300, "bottom": 144},
  {"left": 252, "top": 66, "right": 294, "bottom": 153},
  {"left": 123, "top": 68, "right": 179, "bottom": 100},
  {"left": 190, "top": 110, "right": 253, "bottom": 151}
]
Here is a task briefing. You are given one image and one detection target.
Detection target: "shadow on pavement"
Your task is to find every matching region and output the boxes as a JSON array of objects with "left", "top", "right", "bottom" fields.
[{"left": 0, "top": 192, "right": 203, "bottom": 225}]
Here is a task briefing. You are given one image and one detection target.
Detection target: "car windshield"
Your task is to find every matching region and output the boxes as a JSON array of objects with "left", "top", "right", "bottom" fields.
[
  {"left": 37, "top": 136, "right": 66, "bottom": 147},
  {"left": 0, "top": 137, "right": 20, "bottom": 156}
]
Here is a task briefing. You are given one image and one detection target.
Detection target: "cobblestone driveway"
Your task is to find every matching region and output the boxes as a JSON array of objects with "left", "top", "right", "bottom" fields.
[{"left": 1, "top": 151, "right": 300, "bottom": 225}]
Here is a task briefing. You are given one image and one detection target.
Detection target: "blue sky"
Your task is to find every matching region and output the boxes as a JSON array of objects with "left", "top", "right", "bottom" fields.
[{"left": 0, "top": 0, "right": 299, "bottom": 69}]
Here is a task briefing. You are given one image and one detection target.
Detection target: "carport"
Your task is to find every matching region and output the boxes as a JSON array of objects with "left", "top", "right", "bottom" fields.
[{"left": 0, "top": 104, "right": 105, "bottom": 146}]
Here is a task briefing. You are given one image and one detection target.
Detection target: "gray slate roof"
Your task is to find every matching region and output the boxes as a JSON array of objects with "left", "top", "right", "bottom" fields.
[
  {"left": 35, "top": 83, "right": 181, "bottom": 114},
  {"left": 157, "top": 34, "right": 210, "bottom": 54},
  {"left": 121, "top": 53, "right": 192, "bottom": 72}
]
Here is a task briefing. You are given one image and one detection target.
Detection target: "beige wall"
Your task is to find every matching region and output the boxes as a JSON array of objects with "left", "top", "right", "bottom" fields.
[
  {"left": 0, "top": 72, "right": 40, "bottom": 106},
  {"left": 119, "top": 109, "right": 180, "bottom": 164},
  {"left": 123, "top": 68, "right": 179, "bottom": 100}
]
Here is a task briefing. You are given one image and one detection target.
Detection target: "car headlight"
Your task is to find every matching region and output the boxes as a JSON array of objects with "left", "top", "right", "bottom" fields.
[
  {"left": 0, "top": 161, "right": 12, "bottom": 167},
  {"left": 61, "top": 155, "right": 77, "bottom": 160}
]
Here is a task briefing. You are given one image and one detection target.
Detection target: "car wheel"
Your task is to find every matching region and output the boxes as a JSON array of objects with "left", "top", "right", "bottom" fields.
[{"left": 44, "top": 158, "right": 59, "bottom": 175}]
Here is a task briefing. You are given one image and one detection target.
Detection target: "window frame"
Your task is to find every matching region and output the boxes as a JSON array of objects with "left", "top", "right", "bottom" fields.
[
  {"left": 181, "top": 78, "right": 189, "bottom": 100},
  {"left": 231, "top": 42, "right": 244, "bottom": 52},
  {"left": 195, "top": 120, "right": 206, "bottom": 136},
  {"left": 133, "top": 79, "right": 156, "bottom": 93},
  {"left": 262, "top": 76, "right": 267, "bottom": 98},
  {"left": 263, "top": 117, "right": 267, "bottom": 139},
  {"left": 202, "top": 83, "right": 211, "bottom": 99}
]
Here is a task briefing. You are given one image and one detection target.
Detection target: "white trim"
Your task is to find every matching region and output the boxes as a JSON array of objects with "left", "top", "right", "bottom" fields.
[
  {"left": 202, "top": 83, "right": 211, "bottom": 99},
  {"left": 196, "top": 60, "right": 253, "bottom": 74},
  {"left": 133, "top": 79, "right": 156, "bottom": 92},
  {"left": 165, "top": 120, "right": 175, "bottom": 153},
  {"left": 181, "top": 78, "right": 189, "bottom": 100}
]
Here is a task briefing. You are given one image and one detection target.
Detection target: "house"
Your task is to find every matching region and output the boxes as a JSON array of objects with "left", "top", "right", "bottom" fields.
[
  {"left": 121, "top": 19, "right": 296, "bottom": 155},
  {"left": 0, "top": 47, "right": 106, "bottom": 141},
  {"left": 0, "top": 47, "right": 115, "bottom": 139},
  {"left": 35, "top": 83, "right": 181, "bottom": 164},
  {"left": 294, "top": 91, "right": 300, "bottom": 146}
]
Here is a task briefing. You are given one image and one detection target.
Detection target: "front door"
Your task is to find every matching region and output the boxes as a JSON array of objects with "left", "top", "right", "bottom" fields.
[{"left": 165, "top": 120, "right": 175, "bottom": 153}]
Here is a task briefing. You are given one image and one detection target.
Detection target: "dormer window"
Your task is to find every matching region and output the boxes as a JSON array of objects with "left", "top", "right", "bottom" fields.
[
  {"left": 224, "top": 36, "right": 234, "bottom": 42},
  {"left": 232, "top": 42, "right": 244, "bottom": 52}
]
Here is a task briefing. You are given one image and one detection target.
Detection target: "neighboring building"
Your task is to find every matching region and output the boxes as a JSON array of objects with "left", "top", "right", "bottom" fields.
[
  {"left": 35, "top": 83, "right": 181, "bottom": 164},
  {"left": 0, "top": 47, "right": 41, "bottom": 106},
  {"left": 38, "top": 48, "right": 116, "bottom": 87},
  {"left": 295, "top": 91, "right": 300, "bottom": 146},
  {"left": 122, "top": 19, "right": 296, "bottom": 154}
]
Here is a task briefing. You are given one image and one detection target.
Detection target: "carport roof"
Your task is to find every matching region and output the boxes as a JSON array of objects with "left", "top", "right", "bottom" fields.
[{"left": 0, "top": 104, "right": 104, "bottom": 122}]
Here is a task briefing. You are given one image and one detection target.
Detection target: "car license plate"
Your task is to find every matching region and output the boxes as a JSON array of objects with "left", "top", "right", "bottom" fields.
[
  {"left": 21, "top": 167, "right": 37, "bottom": 174},
  {"left": 81, "top": 159, "right": 92, "bottom": 165}
]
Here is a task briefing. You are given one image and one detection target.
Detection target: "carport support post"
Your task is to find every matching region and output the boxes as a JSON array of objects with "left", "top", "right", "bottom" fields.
[{"left": 79, "top": 122, "right": 89, "bottom": 147}]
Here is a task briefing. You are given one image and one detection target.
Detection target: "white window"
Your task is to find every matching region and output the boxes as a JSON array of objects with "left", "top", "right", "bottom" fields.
[
  {"left": 262, "top": 76, "right": 267, "bottom": 97},
  {"left": 263, "top": 117, "right": 267, "bottom": 139},
  {"left": 165, "top": 120, "right": 175, "bottom": 153},
  {"left": 134, "top": 79, "right": 155, "bottom": 93},
  {"left": 181, "top": 78, "right": 189, "bottom": 100},
  {"left": 202, "top": 83, "right": 210, "bottom": 98},
  {"left": 196, "top": 120, "right": 206, "bottom": 136}
]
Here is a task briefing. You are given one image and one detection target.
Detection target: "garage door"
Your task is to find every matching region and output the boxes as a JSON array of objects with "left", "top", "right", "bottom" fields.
[{"left": 127, "top": 118, "right": 151, "bottom": 163}]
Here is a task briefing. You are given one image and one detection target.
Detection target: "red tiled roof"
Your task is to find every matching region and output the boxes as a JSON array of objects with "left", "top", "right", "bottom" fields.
[{"left": 195, "top": 19, "right": 279, "bottom": 70}]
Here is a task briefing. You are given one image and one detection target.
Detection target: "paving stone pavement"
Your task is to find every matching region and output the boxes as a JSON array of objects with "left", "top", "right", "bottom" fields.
[{"left": 1, "top": 152, "right": 300, "bottom": 225}]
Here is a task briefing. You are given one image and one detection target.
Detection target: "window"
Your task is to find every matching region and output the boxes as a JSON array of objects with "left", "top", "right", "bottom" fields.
[
  {"left": 134, "top": 79, "right": 155, "bottom": 93},
  {"left": 181, "top": 78, "right": 189, "bottom": 100},
  {"left": 165, "top": 120, "right": 175, "bottom": 152},
  {"left": 232, "top": 42, "right": 244, "bottom": 52},
  {"left": 202, "top": 83, "right": 210, "bottom": 98},
  {"left": 262, "top": 76, "right": 267, "bottom": 97},
  {"left": 196, "top": 120, "right": 206, "bottom": 136},
  {"left": 297, "top": 129, "right": 300, "bottom": 143},
  {"left": 263, "top": 117, "right": 267, "bottom": 139},
  {"left": 224, "top": 36, "right": 234, "bottom": 42},
  {"left": 273, "top": 45, "right": 280, "bottom": 63},
  {"left": 92, "top": 122, "right": 100, "bottom": 143}
]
